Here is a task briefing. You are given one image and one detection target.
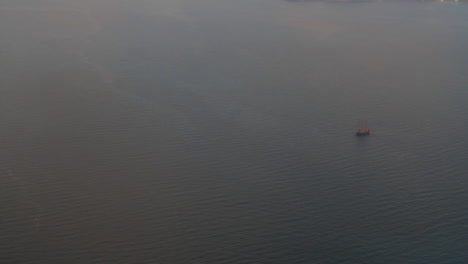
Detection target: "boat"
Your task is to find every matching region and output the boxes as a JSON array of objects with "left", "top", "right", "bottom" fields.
[{"left": 356, "top": 118, "right": 371, "bottom": 136}]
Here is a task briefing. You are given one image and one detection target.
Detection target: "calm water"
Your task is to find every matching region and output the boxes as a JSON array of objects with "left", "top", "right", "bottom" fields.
[{"left": 0, "top": 0, "right": 467, "bottom": 263}]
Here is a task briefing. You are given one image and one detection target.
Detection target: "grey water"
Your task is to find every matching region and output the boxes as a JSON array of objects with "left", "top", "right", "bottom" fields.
[{"left": 0, "top": 0, "right": 467, "bottom": 263}]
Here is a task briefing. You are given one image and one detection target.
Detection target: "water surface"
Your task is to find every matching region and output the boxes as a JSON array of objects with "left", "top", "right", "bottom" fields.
[{"left": 0, "top": 0, "right": 467, "bottom": 263}]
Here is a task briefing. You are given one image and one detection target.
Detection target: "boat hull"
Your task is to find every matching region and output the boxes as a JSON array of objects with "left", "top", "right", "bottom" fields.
[
  {"left": 356, "top": 132, "right": 370, "bottom": 136},
  {"left": 355, "top": 129, "right": 371, "bottom": 136}
]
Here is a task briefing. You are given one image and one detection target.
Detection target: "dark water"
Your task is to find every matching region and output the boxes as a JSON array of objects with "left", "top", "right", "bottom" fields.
[{"left": 1, "top": 0, "right": 467, "bottom": 263}]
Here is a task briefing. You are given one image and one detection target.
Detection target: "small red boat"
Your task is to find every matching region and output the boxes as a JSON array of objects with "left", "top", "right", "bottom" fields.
[{"left": 356, "top": 118, "right": 371, "bottom": 136}]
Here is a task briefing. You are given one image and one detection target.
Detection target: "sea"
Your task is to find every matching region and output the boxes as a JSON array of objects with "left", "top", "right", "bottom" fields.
[{"left": 0, "top": 0, "right": 467, "bottom": 263}]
